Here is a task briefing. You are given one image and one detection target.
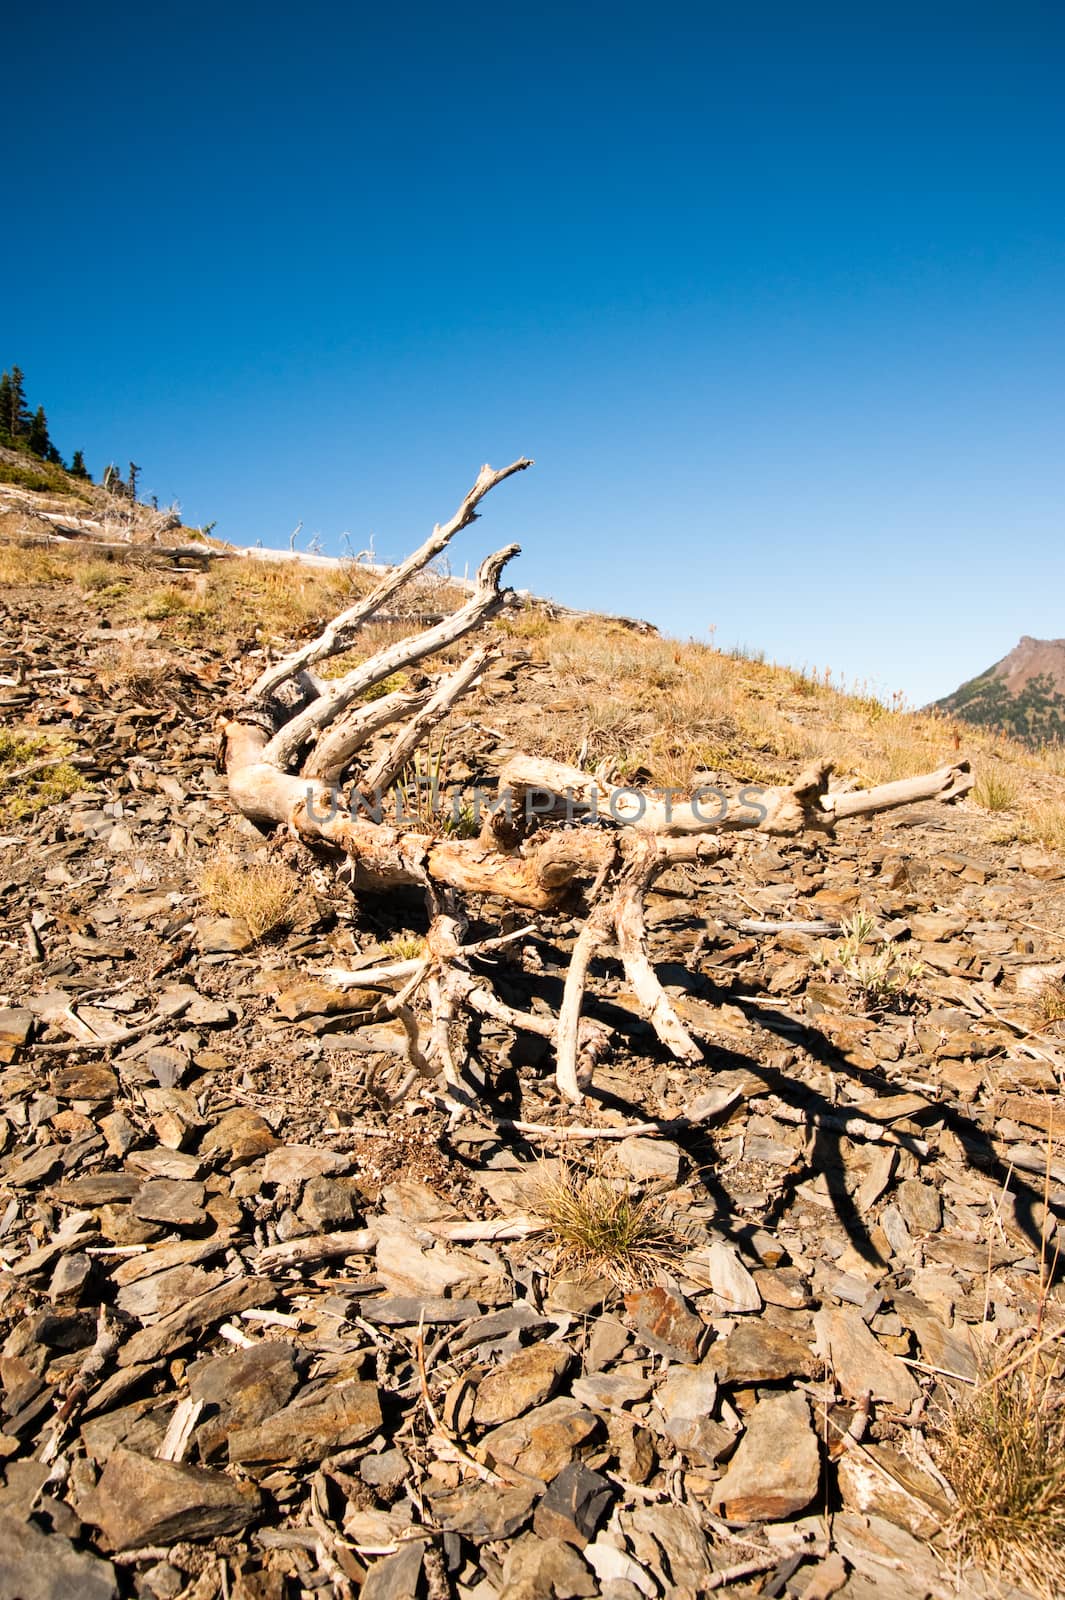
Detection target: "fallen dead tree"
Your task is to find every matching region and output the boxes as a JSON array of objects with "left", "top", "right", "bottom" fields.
[{"left": 221, "top": 459, "right": 973, "bottom": 1105}]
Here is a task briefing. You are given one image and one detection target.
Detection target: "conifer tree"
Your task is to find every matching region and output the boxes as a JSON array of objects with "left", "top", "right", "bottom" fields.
[
  {"left": 26, "top": 406, "right": 51, "bottom": 459},
  {"left": 7, "top": 367, "right": 29, "bottom": 441},
  {"left": 0, "top": 371, "right": 11, "bottom": 443},
  {"left": 70, "top": 449, "right": 91, "bottom": 480}
]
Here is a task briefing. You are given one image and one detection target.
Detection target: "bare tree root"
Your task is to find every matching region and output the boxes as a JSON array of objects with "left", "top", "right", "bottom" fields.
[{"left": 220, "top": 459, "right": 975, "bottom": 1107}]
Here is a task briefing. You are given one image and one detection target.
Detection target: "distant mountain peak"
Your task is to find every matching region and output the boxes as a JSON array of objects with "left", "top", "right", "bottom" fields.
[{"left": 934, "top": 635, "right": 1065, "bottom": 745}]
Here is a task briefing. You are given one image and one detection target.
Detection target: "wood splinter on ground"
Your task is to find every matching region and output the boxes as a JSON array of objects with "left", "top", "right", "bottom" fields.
[{"left": 220, "top": 458, "right": 973, "bottom": 1106}]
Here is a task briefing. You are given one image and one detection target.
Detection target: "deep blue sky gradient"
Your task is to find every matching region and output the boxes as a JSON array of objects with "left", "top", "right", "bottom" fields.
[{"left": 6, "top": 2, "right": 1063, "bottom": 703}]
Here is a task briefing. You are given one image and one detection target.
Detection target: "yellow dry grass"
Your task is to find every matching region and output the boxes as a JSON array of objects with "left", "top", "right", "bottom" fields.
[
  {"left": 936, "top": 1339, "right": 1065, "bottom": 1599},
  {"left": 534, "top": 1161, "right": 687, "bottom": 1288},
  {"left": 1037, "top": 981, "right": 1065, "bottom": 1025},
  {"left": 199, "top": 855, "right": 304, "bottom": 943},
  {"left": 494, "top": 610, "right": 1065, "bottom": 837},
  {"left": 3, "top": 527, "right": 1065, "bottom": 847}
]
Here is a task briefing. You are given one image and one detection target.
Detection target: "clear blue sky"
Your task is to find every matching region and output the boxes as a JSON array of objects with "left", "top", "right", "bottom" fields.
[{"left": 6, "top": 2, "right": 1063, "bottom": 705}]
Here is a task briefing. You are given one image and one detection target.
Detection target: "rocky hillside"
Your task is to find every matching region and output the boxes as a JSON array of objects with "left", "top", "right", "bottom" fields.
[
  {"left": 1, "top": 521, "right": 1065, "bottom": 1599},
  {"left": 934, "top": 636, "right": 1065, "bottom": 746}
]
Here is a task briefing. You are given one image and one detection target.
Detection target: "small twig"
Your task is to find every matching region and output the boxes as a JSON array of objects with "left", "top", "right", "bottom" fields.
[
  {"left": 33, "top": 998, "right": 191, "bottom": 1052},
  {"left": 426, "top": 1214, "right": 546, "bottom": 1242},
  {"left": 705, "top": 1554, "right": 791, "bottom": 1591},
  {"left": 736, "top": 918, "right": 843, "bottom": 935},
  {"left": 483, "top": 1095, "right": 740, "bottom": 1142}
]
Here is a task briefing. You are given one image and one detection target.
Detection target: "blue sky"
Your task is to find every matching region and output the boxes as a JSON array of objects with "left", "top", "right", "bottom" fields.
[{"left": 6, "top": 2, "right": 1063, "bottom": 705}]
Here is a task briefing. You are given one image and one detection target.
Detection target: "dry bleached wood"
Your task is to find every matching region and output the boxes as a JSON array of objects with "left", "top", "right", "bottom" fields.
[
  {"left": 493, "top": 753, "right": 973, "bottom": 836},
  {"left": 222, "top": 457, "right": 975, "bottom": 1105},
  {"left": 260, "top": 544, "right": 520, "bottom": 769},
  {"left": 248, "top": 457, "right": 532, "bottom": 703}
]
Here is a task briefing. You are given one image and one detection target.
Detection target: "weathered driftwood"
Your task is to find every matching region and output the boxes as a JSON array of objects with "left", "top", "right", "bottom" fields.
[{"left": 221, "top": 459, "right": 974, "bottom": 1103}]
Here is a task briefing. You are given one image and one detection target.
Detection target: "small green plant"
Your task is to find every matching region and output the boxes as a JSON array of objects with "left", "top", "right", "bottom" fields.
[
  {"left": 199, "top": 855, "right": 303, "bottom": 943},
  {"left": 379, "top": 934, "right": 427, "bottom": 961},
  {"left": 360, "top": 670, "right": 407, "bottom": 701},
  {"left": 0, "top": 730, "right": 83, "bottom": 821},
  {"left": 832, "top": 913, "right": 923, "bottom": 1010},
  {"left": 836, "top": 909, "right": 878, "bottom": 963},
  {"left": 936, "top": 1343, "right": 1065, "bottom": 1598},
  {"left": 390, "top": 738, "right": 478, "bottom": 838},
  {"left": 844, "top": 946, "right": 925, "bottom": 1010},
  {"left": 535, "top": 1162, "right": 685, "bottom": 1288}
]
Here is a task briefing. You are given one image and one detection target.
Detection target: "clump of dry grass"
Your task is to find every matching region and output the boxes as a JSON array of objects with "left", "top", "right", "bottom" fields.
[
  {"left": 534, "top": 1162, "right": 685, "bottom": 1288},
  {"left": 973, "top": 768, "right": 1020, "bottom": 812},
  {"left": 199, "top": 855, "right": 304, "bottom": 943},
  {"left": 0, "top": 729, "right": 83, "bottom": 821},
  {"left": 1033, "top": 742, "right": 1065, "bottom": 778},
  {"left": 936, "top": 1344, "right": 1065, "bottom": 1598},
  {"left": 1026, "top": 801, "right": 1065, "bottom": 855},
  {"left": 1037, "top": 981, "right": 1065, "bottom": 1025},
  {"left": 93, "top": 641, "right": 170, "bottom": 699},
  {"left": 0, "top": 542, "right": 64, "bottom": 585},
  {"left": 144, "top": 584, "right": 194, "bottom": 620}
]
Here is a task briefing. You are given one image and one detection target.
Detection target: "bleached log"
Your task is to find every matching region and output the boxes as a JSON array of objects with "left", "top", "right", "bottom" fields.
[
  {"left": 248, "top": 458, "right": 531, "bottom": 701},
  {"left": 261, "top": 545, "right": 519, "bottom": 770},
  {"left": 825, "top": 763, "right": 974, "bottom": 818},
  {"left": 495, "top": 754, "right": 972, "bottom": 837},
  {"left": 555, "top": 900, "right": 616, "bottom": 1103},
  {"left": 613, "top": 856, "right": 701, "bottom": 1065},
  {"left": 253, "top": 1230, "right": 375, "bottom": 1272},
  {"left": 361, "top": 647, "right": 492, "bottom": 794},
  {"left": 304, "top": 687, "right": 430, "bottom": 782},
  {"left": 220, "top": 455, "right": 977, "bottom": 1107}
]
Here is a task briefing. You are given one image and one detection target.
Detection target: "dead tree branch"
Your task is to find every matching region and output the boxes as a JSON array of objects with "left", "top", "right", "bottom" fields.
[{"left": 221, "top": 458, "right": 975, "bottom": 1106}]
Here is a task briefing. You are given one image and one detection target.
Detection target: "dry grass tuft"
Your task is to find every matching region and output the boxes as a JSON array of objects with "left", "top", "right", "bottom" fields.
[
  {"left": 973, "top": 769, "right": 1019, "bottom": 812},
  {"left": 93, "top": 641, "right": 171, "bottom": 699},
  {"left": 535, "top": 1162, "right": 685, "bottom": 1288},
  {"left": 1026, "top": 801, "right": 1065, "bottom": 855},
  {"left": 199, "top": 855, "right": 304, "bottom": 943},
  {"left": 1037, "top": 981, "right": 1065, "bottom": 1025},
  {"left": 0, "top": 542, "right": 65, "bottom": 586},
  {"left": 937, "top": 1344, "right": 1065, "bottom": 1598}
]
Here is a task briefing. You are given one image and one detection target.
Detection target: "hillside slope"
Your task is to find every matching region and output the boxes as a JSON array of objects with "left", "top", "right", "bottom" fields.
[{"left": 0, "top": 507, "right": 1064, "bottom": 1596}]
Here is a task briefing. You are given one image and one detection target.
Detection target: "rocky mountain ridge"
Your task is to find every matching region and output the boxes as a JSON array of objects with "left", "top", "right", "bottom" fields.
[{"left": 935, "top": 635, "right": 1065, "bottom": 745}]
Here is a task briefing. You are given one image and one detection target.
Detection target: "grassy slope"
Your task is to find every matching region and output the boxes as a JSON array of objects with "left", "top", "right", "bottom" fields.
[{"left": 2, "top": 466, "right": 1064, "bottom": 854}]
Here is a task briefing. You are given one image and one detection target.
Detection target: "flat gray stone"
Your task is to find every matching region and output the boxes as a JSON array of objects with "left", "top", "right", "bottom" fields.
[
  {"left": 0, "top": 1510, "right": 117, "bottom": 1600},
  {"left": 473, "top": 1342, "right": 572, "bottom": 1426},
  {"left": 813, "top": 1305, "right": 919, "bottom": 1411},
  {"left": 88, "top": 1446, "right": 261, "bottom": 1549},
  {"left": 710, "top": 1392, "right": 820, "bottom": 1521}
]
